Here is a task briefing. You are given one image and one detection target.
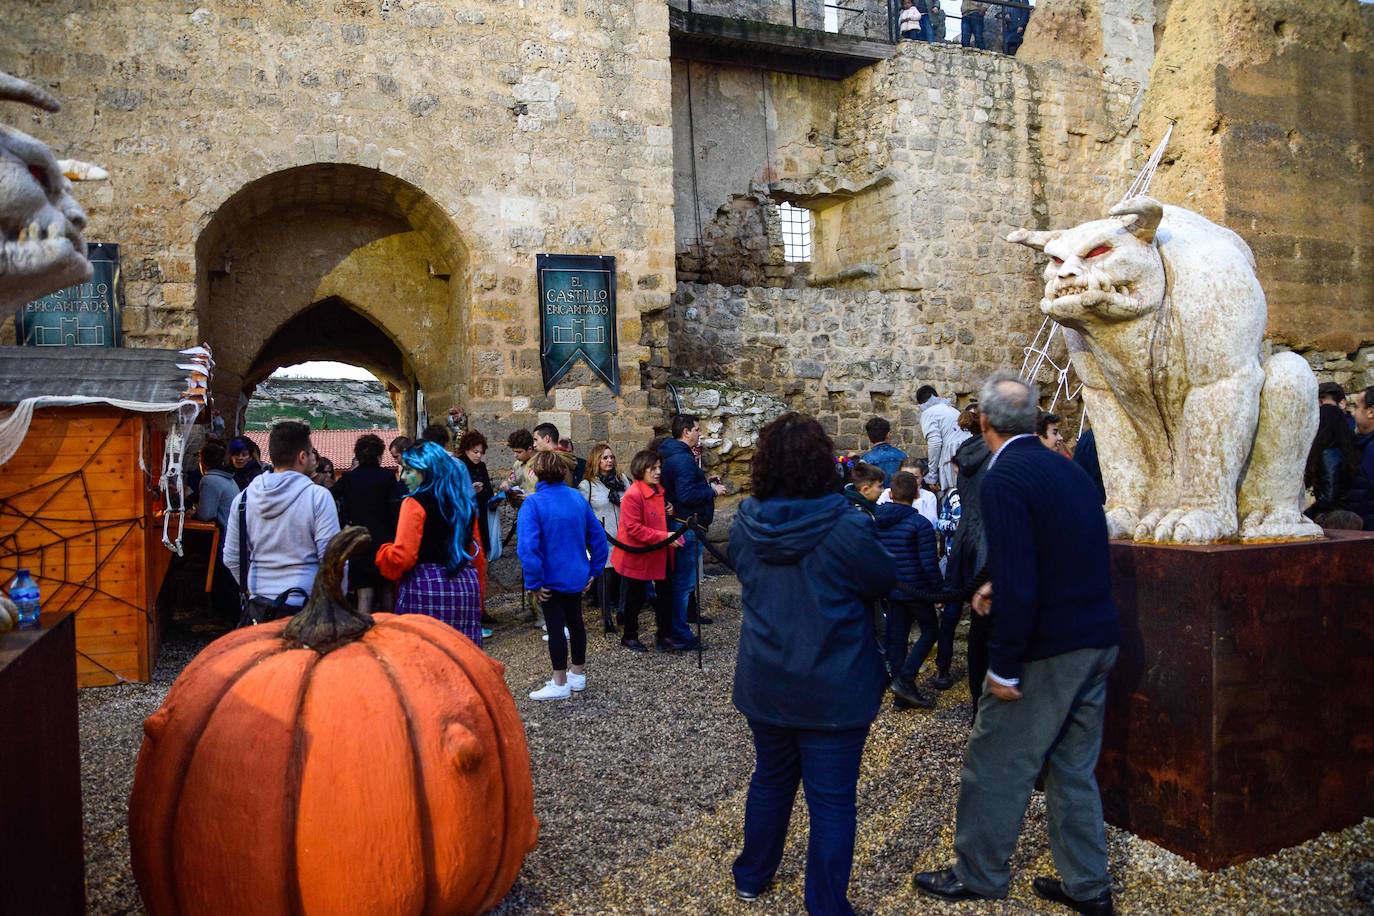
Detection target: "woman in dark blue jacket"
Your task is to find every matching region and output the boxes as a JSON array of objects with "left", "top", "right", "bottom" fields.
[{"left": 729, "top": 412, "right": 896, "bottom": 915}]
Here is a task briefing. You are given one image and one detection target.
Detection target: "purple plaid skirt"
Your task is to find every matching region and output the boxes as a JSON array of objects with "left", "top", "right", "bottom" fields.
[{"left": 395, "top": 562, "right": 483, "bottom": 646}]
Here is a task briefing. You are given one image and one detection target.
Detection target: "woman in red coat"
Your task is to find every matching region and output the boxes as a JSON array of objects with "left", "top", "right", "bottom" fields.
[{"left": 612, "top": 449, "right": 681, "bottom": 653}]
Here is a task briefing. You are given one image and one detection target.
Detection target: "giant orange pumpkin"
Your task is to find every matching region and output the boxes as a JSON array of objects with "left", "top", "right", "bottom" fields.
[{"left": 128, "top": 528, "right": 538, "bottom": 916}]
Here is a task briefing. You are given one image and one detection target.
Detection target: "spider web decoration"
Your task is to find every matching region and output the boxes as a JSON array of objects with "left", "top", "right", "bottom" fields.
[
  {"left": 1019, "top": 316, "right": 1082, "bottom": 414},
  {"left": 1015, "top": 122, "right": 1175, "bottom": 433},
  {"left": 0, "top": 416, "right": 155, "bottom": 685}
]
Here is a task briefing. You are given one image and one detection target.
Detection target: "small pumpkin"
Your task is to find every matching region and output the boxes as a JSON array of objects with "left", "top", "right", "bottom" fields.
[
  {"left": 129, "top": 527, "right": 538, "bottom": 915},
  {"left": 0, "top": 595, "right": 16, "bottom": 632}
]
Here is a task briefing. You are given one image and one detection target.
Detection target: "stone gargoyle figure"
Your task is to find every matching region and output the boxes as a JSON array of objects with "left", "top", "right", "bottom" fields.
[
  {"left": 1, "top": 71, "right": 106, "bottom": 311},
  {"left": 1007, "top": 197, "right": 1321, "bottom": 544}
]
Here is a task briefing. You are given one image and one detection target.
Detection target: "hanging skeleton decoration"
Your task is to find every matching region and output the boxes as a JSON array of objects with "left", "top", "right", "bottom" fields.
[{"left": 0, "top": 71, "right": 107, "bottom": 312}]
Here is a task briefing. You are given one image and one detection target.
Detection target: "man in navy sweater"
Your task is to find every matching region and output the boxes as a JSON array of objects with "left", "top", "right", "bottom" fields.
[
  {"left": 659, "top": 414, "right": 727, "bottom": 648},
  {"left": 916, "top": 370, "right": 1119, "bottom": 916}
]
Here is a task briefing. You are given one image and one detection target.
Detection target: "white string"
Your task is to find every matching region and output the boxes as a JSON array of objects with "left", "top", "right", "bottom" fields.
[
  {"left": 1013, "top": 123, "right": 1176, "bottom": 430},
  {"left": 1118, "top": 119, "right": 1175, "bottom": 206}
]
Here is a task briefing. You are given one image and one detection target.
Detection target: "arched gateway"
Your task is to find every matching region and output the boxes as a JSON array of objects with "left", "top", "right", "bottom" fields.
[{"left": 194, "top": 164, "right": 468, "bottom": 433}]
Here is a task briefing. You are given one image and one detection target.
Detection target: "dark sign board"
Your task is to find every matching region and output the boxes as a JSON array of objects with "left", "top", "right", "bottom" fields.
[
  {"left": 17, "top": 242, "right": 123, "bottom": 347},
  {"left": 537, "top": 253, "right": 618, "bottom": 394}
]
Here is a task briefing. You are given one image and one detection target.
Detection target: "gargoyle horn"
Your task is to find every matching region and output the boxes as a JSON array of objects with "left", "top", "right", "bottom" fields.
[
  {"left": 1005, "top": 228, "right": 1062, "bottom": 251},
  {"left": 0, "top": 72, "right": 60, "bottom": 113},
  {"left": 1109, "top": 196, "right": 1163, "bottom": 244}
]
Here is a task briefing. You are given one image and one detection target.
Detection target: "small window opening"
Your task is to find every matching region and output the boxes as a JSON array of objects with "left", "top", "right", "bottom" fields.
[{"left": 778, "top": 202, "right": 813, "bottom": 263}]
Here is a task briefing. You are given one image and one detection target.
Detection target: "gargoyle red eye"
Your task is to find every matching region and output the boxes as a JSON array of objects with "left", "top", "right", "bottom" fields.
[
  {"left": 27, "top": 164, "right": 50, "bottom": 191},
  {"left": 1085, "top": 244, "right": 1111, "bottom": 258},
  {"left": 1050, "top": 256, "right": 1064, "bottom": 265}
]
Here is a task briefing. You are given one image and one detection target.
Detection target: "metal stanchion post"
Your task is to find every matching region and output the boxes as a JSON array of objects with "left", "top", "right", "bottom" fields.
[{"left": 694, "top": 520, "right": 704, "bottom": 670}]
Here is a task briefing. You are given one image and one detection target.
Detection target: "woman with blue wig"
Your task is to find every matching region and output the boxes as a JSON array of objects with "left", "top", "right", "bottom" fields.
[{"left": 376, "top": 440, "right": 483, "bottom": 644}]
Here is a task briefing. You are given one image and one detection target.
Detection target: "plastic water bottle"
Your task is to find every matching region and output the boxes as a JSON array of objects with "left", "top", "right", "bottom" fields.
[{"left": 8, "top": 569, "right": 41, "bottom": 629}]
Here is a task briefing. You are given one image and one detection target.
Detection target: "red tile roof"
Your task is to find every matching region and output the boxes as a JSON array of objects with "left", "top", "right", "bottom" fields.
[{"left": 245, "top": 428, "right": 403, "bottom": 473}]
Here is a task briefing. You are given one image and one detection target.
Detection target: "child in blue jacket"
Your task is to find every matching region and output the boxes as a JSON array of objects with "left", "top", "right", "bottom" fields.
[
  {"left": 517, "top": 451, "right": 609, "bottom": 700},
  {"left": 873, "top": 471, "right": 943, "bottom": 709}
]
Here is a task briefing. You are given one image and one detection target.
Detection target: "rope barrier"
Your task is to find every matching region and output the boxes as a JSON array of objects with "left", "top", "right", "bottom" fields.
[{"left": 891, "top": 565, "right": 988, "bottom": 605}]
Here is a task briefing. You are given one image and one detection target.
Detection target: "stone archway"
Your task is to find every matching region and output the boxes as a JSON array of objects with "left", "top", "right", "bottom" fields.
[
  {"left": 243, "top": 296, "right": 416, "bottom": 432},
  {"left": 194, "top": 163, "right": 468, "bottom": 434}
]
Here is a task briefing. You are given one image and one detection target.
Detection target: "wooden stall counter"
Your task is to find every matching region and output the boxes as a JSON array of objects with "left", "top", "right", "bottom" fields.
[{"left": 0, "top": 610, "right": 85, "bottom": 915}]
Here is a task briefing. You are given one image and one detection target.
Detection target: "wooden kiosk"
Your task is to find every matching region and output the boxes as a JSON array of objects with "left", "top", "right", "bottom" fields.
[{"left": 0, "top": 347, "right": 206, "bottom": 686}]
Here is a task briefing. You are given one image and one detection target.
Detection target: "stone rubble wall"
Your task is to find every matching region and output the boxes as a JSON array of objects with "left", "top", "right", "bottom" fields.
[
  {"left": 675, "top": 191, "right": 797, "bottom": 288},
  {"left": 668, "top": 281, "right": 994, "bottom": 457}
]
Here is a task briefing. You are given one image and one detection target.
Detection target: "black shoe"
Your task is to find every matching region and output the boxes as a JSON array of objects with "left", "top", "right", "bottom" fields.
[
  {"left": 890, "top": 678, "right": 935, "bottom": 709},
  {"left": 1032, "top": 877, "right": 1115, "bottom": 916},
  {"left": 929, "top": 671, "right": 955, "bottom": 690},
  {"left": 913, "top": 867, "right": 999, "bottom": 902},
  {"left": 688, "top": 614, "right": 714, "bottom": 625},
  {"left": 621, "top": 638, "right": 648, "bottom": 653}
]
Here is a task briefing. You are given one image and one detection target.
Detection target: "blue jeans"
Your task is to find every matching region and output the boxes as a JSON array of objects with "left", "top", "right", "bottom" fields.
[
  {"left": 733, "top": 721, "right": 870, "bottom": 915},
  {"left": 885, "top": 599, "right": 938, "bottom": 685},
  {"left": 961, "top": 11, "right": 985, "bottom": 48},
  {"left": 670, "top": 525, "right": 702, "bottom": 641}
]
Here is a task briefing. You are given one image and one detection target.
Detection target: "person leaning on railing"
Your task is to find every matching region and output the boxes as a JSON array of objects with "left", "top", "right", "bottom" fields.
[{"left": 960, "top": 0, "right": 988, "bottom": 49}]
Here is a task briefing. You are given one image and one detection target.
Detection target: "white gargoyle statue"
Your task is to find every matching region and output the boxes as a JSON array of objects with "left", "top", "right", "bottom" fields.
[
  {"left": 1007, "top": 197, "right": 1322, "bottom": 544},
  {"left": 1, "top": 71, "right": 107, "bottom": 312}
]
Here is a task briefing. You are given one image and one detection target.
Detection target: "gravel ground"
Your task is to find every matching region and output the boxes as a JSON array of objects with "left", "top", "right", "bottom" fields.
[{"left": 79, "top": 561, "right": 1374, "bottom": 914}]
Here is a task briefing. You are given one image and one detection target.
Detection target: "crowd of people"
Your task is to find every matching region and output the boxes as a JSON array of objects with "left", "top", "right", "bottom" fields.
[
  {"left": 180, "top": 410, "right": 731, "bottom": 703},
  {"left": 173, "top": 371, "right": 1374, "bottom": 915},
  {"left": 897, "top": 0, "right": 1031, "bottom": 54}
]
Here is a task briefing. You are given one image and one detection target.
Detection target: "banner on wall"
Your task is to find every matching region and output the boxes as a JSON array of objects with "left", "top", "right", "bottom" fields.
[
  {"left": 17, "top": 242, "right": 123, "bottom": 347},
  {"left": 536, "top": 253, "right": 619, "bottom": 394}
]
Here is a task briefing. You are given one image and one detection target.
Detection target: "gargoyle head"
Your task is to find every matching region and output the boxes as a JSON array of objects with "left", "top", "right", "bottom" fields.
[
  {"left": 1006, "top": 197, "right": 1166, "bottom": 327},
  {"left": 0, "top": 72, "right": 93, "bottom": 311}
]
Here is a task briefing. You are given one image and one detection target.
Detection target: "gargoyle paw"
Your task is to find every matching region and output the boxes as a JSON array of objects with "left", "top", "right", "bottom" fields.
[
  {"left": 1240, "top": 509, "right": 1322, "bottom": 542},
  {"left": 1105, "top": 506, "right": 1139, "bottom": 540},
  {"left": 1168, "top": 508, "right": 1235, "bottom": 544}
]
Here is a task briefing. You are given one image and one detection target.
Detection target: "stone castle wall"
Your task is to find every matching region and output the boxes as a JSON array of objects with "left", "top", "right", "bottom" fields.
[
  {"left": 1, "top": 0, "right": 676, "bottom": 459},
  {"left": 1138, "top": 0, "right": 1374, "bottom": 357},
  {"left": 660, "top": 41, "right": 1145, "bottom": 456}
]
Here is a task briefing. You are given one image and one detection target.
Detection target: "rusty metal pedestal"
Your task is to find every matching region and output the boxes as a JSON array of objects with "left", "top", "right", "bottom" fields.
[{"left": 1099, "top": 532, "right": 1374, "bottom": 869}]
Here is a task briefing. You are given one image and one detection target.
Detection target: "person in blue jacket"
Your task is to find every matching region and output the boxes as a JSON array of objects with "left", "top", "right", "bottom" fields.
[
  {"left": 658, "top": 414, "right": 726, "bottom": 647},
  {"left": 729, "top": 411, "right": 896, "bottom": 915},
  {"left": 517, "top": 450, "right": 610, "bottom": 701},
  {"left": 874, "top": 470, "right": 943, "bottom": 710},
  {"left": 859, "top": 415, "right": 908, "bottom": 486}
]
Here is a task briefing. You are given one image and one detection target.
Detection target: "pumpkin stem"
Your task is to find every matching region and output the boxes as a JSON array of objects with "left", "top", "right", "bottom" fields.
[{"left": 284, "top": 526, "right": 376, "bottom": 653}]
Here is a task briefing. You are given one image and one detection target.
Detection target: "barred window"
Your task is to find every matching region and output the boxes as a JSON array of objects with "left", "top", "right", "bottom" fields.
[{"left": 778, "top": 202, "right": 813, "bottom": 263}]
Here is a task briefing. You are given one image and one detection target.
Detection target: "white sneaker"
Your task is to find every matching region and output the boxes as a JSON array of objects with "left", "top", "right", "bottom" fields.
[
  {"left": 529, "top": 679, "right": 571, "bottom": 700},
  {"left": 566, "top": 671, "right": 586, "bottom": 692}
]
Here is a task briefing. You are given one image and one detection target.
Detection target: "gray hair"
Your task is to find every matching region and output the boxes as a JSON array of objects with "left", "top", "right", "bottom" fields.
[{"left": 979, "top": 370, "right": 1039, "bottom": 435}]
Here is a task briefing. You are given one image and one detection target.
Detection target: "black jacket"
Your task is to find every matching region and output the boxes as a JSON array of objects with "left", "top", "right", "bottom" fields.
[
  {"left": 873, "top": 502, "right": 941, "bottom": 602},
  {"left": 458, "top": 453, "right": 494, "bottom": 551},
  {"left": 659, "top": 437, "right": 715, "bottom": 527},
  {"left": 333, "top": 466, "right": 404, "bottom": 580},
  {"left": 981, "top": 437, "right": 1118, "bottom": 681},
  {"left": 1341, "top": 430, "right": 1374, "bottom": 528},
  {"left": 730, "top": 493, "right": 896, "bottom": 730},
  {"left": 946, "top": 435, "right": 990, "bottom": 590}
]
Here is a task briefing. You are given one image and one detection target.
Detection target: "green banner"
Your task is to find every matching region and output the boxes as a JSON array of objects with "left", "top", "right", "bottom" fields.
[
  {"left": 537, "top": 253, "right": 619, "bottom": 394},
  {"left": 17, "top": 242, "right": 123, "bottom": 347}
]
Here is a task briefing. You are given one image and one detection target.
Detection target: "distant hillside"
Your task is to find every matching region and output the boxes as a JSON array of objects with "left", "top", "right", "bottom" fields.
[{"left": 245, "top": 378, "right": 397, "bottom": 430}]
